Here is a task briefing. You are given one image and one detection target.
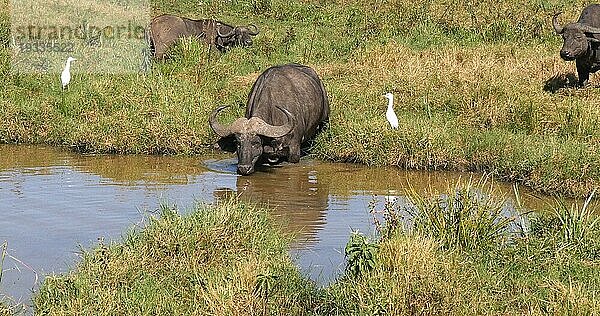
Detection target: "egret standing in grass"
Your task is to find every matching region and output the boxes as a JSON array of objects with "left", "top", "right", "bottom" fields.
[
  {"left": 384, "top": 92, "right": 398, "bottom": 129},
  {"left": 61, "top": 57, "right": 76, "bottom": 90}
]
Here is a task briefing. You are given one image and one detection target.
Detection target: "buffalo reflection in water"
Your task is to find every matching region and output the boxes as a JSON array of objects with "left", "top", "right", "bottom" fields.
[{"left": 213, "top": 163, "right": 330, "bottom": 246}]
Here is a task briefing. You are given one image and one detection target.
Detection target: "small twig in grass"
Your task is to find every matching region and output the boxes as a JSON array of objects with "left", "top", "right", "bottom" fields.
[{"left": 0, "top": 241, "right": 6, "bottom": 284}]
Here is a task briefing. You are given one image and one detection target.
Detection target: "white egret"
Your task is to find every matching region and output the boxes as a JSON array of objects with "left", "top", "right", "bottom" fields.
[
  {"left": 61, "top": 57, "right": 76, "bottom": 90},
  {"left": 384, "top": 92, "right": 398, "bottom": 129}
]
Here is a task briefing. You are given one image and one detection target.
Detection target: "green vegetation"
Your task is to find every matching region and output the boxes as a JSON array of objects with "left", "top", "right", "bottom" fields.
[
  {"left": 0, "top": 301, "right": 23, "bottom": 316},
  {"left": 1, "top": 242, "right": 21, "bottom": 316},
  {"left": 344, "top": 232, "right": 379, "bottom": 278},
  {"left": 323, "top": 182, "right": 600, "bottom": 315},
  {"left": 0, "top": 243, "right": 7, "bottom": 316},
  {"left": 1, "top": 0, "right": 600, "bottom": 196},
  {"left": 3, "top": 0, "right": 600, "bottom": 313},
  {"left": 33, "top": 199, "right": 316, "bottom": 315},
  {"left": 32, "top": 188, "right": 600, "bottom": 315}
]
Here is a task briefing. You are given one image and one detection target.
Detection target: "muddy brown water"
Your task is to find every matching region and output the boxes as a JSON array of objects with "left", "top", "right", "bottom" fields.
[{"left": 0, "top": 144, "right": 558, "bottom": 305}]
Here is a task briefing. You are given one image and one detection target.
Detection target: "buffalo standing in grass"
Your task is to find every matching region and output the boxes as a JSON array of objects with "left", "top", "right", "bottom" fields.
[
  {"left": 148, "top": 14, "right": 259, "bottom": 59},
  {"left": 209, "top": 63, "right": 329, "bottom": 175},
  {"left": 553, "top": 5, "right": 600, "bottom": 86}
]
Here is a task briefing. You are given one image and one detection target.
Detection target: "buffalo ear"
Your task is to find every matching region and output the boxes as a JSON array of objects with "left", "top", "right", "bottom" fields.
[{"left": 216, "top": 135, "right": 237, "bottom": 153}]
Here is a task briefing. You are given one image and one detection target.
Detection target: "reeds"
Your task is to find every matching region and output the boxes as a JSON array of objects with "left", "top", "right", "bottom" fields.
[
  {"left": 404, "top": 179, "right": 515, "bottom": 250},
  {"left": 552, "top": 190, "right": 600, "bottom": 245},
  {"left": 0, "top": 242, "right": 8, "bottom": 316}
]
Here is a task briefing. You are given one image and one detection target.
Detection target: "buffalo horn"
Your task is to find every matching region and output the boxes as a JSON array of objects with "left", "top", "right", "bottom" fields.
[
  {"left": 248, "top": 24, "right": 260, "bottom": 35},
  {"left": 217, "top": 24, "right": 235, "bottom": 38},
  {"left": 209, "top": 106, "right": 247, "bottom": 137},
  {"left": 253, "top": 106, "right": 295, "bottom": 138},
  {"left": 577, "top": 23, "right": 600, "bottom": 34},
  {"left": 553, "top": 12, "right": 564, "bottom": 34}
]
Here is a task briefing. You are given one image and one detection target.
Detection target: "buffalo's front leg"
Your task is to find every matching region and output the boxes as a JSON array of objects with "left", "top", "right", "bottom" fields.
[
  {"left": 288, "top": 143, "right": 301, "bottom": 163},
  {"left": 576, "top": 59, "right": 590, "bottom": 87}
]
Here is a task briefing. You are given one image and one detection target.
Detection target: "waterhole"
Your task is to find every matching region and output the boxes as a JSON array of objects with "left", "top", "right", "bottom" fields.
[{"left": 0, "top": 144, "right": 553, "bottom": 304}]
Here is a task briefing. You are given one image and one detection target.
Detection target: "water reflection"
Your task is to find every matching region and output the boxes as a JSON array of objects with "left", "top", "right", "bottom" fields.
[
  {"left": 0, "top": 144, "right": 560, "bottom": 306},
  {"left": 236, "top": 164, "right": 329, "bottom": 246}
]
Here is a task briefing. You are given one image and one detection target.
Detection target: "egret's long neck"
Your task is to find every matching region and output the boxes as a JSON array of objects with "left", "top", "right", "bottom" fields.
[
  {"left": 64, "top": 60, "right": 72, "bottom": 70},
  {"left": 387, "top": 96, "right": 394, "bottom": 109}
]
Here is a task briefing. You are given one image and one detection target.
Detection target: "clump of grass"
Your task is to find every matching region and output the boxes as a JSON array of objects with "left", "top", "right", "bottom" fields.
[
  {"left": 404, "top": 179, "right": 516, "bottom": 251},
  {"left": 323, "top": 234, "right": 463, "bottom": 315},
  {"left": 0, "top": 242, "right": 10, "bottom": 316},
  {"left": 553, "top": 192, "right": 600, "bottom": 245},
  {"left": 0, "top": 303, "right": 11, "bottom": 316},
  {"left": 553, "top": 192, "right": 600, "bottom": 244},
  {"left": 371, "top": 178, "right": 518, "bottom": 251},
  {"left": 0, "top": 300, "right": 24, "bottom": 316},
  {"left": 0, "top": 241, "right": 5, "bottom": 285},
  {"left": 323, "top": 181, "right": 600, "bottom": 314},
  {"left": 528, "top": 191, "right": 600, "bottom": 259},
  {"left": 33, "top": 199, "right": 316, "bottom": 315}
]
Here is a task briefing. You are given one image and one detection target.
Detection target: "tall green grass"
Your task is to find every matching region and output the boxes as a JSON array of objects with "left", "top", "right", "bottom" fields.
[
  {"left": 0, "top": 304, "right": 11, "bottom": 316},
  {"left": 552, "top": 191, "right": 600, "bottom": 245},
  {"left": 0, "top": 242, "right": 8, "bottom": 316},
  {"left": 322, "top": 181, "right": 600, "bottom": 315},
  {"left": 405, "top": 179, "right": 514, "bottom": 250},
  {"left": 0, "top": 242, "right": 25, "bottom": 316},
  {"left": 33, "top": 199, "right": 316, "bottom": 315}
]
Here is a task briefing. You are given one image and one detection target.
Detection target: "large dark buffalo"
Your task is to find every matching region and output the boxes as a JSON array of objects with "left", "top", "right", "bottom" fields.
[
  {"left": 148, "top": 14, "right": 259, "bottom": 59},
  {"left": 553, "top": 5, "right": 600, "bottom": 86},
  {"left": 209, "top": 63, "right": 329, "bottom": 175}
]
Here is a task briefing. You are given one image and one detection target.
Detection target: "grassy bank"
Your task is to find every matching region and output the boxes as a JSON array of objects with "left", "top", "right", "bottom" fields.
[
  {"left": 3, "top": 0, "right": 600, "bottom": 196},
  {"left": 33, "top": 199, "right": 316, "bottom": 315},
  {"left": 32, "top": 187, "right": 600, "bottom": 315}
]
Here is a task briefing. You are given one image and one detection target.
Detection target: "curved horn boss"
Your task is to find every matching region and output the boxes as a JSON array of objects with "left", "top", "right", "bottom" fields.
[
  {"left": 209, "top": 106, "right": 248, "bottom": 137},
  {"left": 252, "top": 106, "right": 295, "bottom": 138},
  {"left": 208, "top": 106, "right": 233, "bottom": 137},
  {"left": 216, "top": 24, "right": 235, "bottom": 38},
  {"left": 576, "top": 23, "right": 600, "bottom": 34}
]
